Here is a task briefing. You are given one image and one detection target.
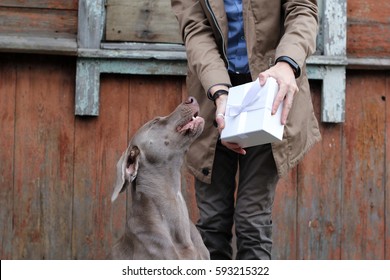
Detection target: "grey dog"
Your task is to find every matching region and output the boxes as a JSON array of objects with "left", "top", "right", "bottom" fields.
[{"left": 110, "top": 96, "right": 209, "bottom": 260}]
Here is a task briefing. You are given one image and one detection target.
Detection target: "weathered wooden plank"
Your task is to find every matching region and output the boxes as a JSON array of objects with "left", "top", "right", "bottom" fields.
[
  {"left": 75, "top": 0, "right": 105, "bottom": 116},
  {"left": 385, "top": 72, "right": 390, "bottom": 260},
  {"left": 321, "top": 66, "right": 346, "bottom": 122},
  {"left": 72, "top": 75, "right": 129, "bottom": 259},
  {"left": 78, "top": 48, "right": 187, "bottom": 61},
  {"left": 319, "top": 0, "right": 347, "bottom": 123},
  {"left": 272, "top": 169, "right": 298, "bottom": 260},
  {"left": 0, "top": 7, "right": 77, "bottom": 38},
  {"left": 342, "top": 71, "right": 386, "bottom": 259},
  {"left": 348, "top": 0, "right": 390, "bottom": 25},
  {"left": 106, "top": 0, "right": 182, "bottom": 43},
  {"left": 347, "top": 58, "right": 390, "bottom": 70},
  {"left": 347, "top": 24, "right": 390, "bottom": 58},
  {"left": 77, "top": 0, "right": 105, "bottom": 49},
  {"left": 128, "top": 75, "right": 183, "bottom": 137},
  {"left": 99, "top": 59, "right": 188, "bottom": 76},
  {"left": 0, "top": 35, "right": 77, "bottom": 55},
  {"left": 0, "top": 0, "right": 78, "bottom": 10},
  {"left": 0, "top": 55, "right": 16, "bottom": 260},
  {"left": 75, "top": 59, "right": 100, "bottom": 116},
  {"left": 323, "top": 0, "right": 347, "bottom": 57},
  {"left": 347, "top": 0, "right": 390, "bottom": 57},
  {"left": 12, "top": 56, "right": 75, "bottom": 259},
  {"left": 296, "top": 81, "right": 343, "bottom": 259}
]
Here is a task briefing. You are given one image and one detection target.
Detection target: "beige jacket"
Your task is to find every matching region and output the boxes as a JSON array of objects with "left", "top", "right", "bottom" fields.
[{"left": 172, "top": 0, "right": 322, "bottom": 184}]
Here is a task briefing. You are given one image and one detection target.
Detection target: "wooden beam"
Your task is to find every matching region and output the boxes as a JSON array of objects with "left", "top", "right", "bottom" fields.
[
  {"left": 320, "top": 0, "right": 347, "bottom": 123},
  {"left": 75, "top": 59, "right": 100, "bottom": 116},
  {"left": 0, "top": 34, "right": 77, "bottom": 55},
  {"left": 77, "top": 0, "right": 105, "bottom": 49}
]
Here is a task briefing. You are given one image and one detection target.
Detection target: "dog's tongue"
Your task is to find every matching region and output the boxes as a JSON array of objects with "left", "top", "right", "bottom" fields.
[{"left": 179, "top": 116, "right": 204, "bottom": 134}]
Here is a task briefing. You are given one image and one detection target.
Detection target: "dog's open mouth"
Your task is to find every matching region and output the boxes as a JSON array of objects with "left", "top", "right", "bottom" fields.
[{"left": 177, "top": 111, "right": 204, "bottom": 136}]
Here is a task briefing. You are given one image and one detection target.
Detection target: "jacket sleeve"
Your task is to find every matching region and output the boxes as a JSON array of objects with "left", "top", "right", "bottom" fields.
[
  {"left": 276, "top": 0, "right": 319, "bottom": 68},
  {"left": 171, "top": 0, "right": 230, "bottom": 93}
]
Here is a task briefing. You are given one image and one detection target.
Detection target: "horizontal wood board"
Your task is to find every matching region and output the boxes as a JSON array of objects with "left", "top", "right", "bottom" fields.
[
  {"left": 347, "top": 0, "right": 390, "bottom": 57},
  {"left": 0, "top": 1, "right": 78, "bottom": 39},
  {"left": 105, "top": 0, "right": 182, "bottom": 43}
]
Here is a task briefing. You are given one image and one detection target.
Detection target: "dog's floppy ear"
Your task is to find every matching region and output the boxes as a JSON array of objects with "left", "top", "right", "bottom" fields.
[{"left": 111, "top": 146, "right": 140, "bottom": 202}]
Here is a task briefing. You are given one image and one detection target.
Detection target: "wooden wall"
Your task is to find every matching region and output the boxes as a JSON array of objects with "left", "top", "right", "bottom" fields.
[
  {"left": 273, "top": 71, "right": 390, "bottom": 260},
  {"left": 0, "top": 54, "right": 187, "bottom": 259},
  {"left": 0, "top": 54, "right": 389, "bottom": 260},
  {"left": 0, "top": 0, "right": 389, "bottom": 260}
]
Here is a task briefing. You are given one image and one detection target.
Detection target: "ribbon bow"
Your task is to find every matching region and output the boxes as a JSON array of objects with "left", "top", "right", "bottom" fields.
[{"left": 227, "top": 78, "right": 267, "bottom": 117}]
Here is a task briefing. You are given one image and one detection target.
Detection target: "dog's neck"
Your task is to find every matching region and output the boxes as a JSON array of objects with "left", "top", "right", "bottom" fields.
[
  {"left": 128, "top": 161, "right": 193, "bottom": 244},
  {"left": 135, "top": 162, "right": 182, "bottom": 194}
]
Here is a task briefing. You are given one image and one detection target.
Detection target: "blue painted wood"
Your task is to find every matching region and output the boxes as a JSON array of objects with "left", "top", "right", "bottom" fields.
[
  {"left": 77, "top": 0, "right": 105, "bottom": 49},
  {"left": 75, "top": 59, "right": 100, "bottom": 116},
  {"left": 320, "top": 0, "right": 347, "bottom": 123}
]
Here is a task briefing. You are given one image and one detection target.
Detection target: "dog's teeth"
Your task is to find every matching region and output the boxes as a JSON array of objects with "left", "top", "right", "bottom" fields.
[{"left": 192, "top": 116, "right": 196, "bottom": 120}]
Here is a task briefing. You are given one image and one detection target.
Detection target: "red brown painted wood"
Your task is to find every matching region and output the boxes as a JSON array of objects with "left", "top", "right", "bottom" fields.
[
  {"left": 11, "top": 56, "right": 75, "bottom": 259},
  {"left": 0, "top": 57, "right": 16, "bottom": 259},
  {"left": 347, "top": 0, "right": 390, "bottom": 57},
  {"left": 72, "top": 75, "right": 129, "bottom": 259},
  {"left": 342, "top": 71, "right": 387, "bottom": 259}
]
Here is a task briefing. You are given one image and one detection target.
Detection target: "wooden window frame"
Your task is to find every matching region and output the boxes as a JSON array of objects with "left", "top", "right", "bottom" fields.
[
  {"left": 2, "top": 1, "right": 387, "bottom": 122},
  {"left": 75, "top": 0, "right": 348, "bottom": 122}
]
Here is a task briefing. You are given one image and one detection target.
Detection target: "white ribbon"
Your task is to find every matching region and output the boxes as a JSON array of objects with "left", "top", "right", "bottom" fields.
[{"left": 226, "top": 78, "right": 267, "bottom": 117}]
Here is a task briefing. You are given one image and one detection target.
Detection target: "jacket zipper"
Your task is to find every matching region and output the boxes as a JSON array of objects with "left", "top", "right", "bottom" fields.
[{"left": 204, "top": 0, "right": 230, "bottom": 69}]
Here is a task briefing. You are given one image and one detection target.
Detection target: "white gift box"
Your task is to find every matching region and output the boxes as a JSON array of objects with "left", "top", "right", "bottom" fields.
[{"left": 220, "top": 77, "right": 284, "bottom": 148}]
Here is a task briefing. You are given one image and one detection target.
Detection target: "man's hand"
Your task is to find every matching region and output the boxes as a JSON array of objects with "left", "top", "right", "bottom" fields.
[
  {"left": 259, "top": 61, "right": 299, "bottom": 125},
  {"left": 209, "top": 85, "right": 246, "bottom": 155}
]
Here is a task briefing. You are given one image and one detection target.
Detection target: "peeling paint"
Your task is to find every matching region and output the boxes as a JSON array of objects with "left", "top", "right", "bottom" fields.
[{"left": 324, "top": 0, "right": 347, "bottom": 56}]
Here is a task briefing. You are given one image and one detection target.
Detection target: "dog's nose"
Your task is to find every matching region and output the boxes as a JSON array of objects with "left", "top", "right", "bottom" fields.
[{"left": 185, "top": 96, "right": 198, "bottom": 106}]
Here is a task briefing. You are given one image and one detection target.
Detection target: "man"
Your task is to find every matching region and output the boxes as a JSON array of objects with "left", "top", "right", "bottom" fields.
[{"left": 171, "top": 0, "right": 321, "bottom": 259}]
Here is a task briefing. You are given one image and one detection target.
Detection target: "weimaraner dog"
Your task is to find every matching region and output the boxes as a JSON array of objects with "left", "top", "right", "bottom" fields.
[{"left": 110, "top": 96, "right": 209, "bottom": 260}]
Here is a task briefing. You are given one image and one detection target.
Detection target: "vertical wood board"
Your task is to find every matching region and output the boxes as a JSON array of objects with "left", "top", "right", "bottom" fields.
[
  {"left": 72, "top": 75, "right": 129, "bottom": 259},
  {"left": 77, "top": 0, "right": 105, "bottom": 49},
  {"left": 272, "top": 170, "right": 298, "bottom": 260},
  {"left": 12, "top": 56, "right": 75, "bottom": 259},
  {"left": 342, "top": 71, "right": 387, "bottom": 259},
  {"left": 296, "top": 81, "right": 343, "bottom": 259},
  {"left": 385, "top": 72, "right": 390, "bottom": 260},
  {"left": 128, "top": 75, "right": 183, "bottom": 138},
  {"left": 180, "top": 81, "right": 201, "bottom": 223},
  {"left": 0, "top": 58, "right": 16, "bottom": 260}
]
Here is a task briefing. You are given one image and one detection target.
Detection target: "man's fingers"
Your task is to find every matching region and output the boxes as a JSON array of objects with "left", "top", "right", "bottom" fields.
[
  {"left": 258, "top": 72, "right": 270, "bottom": 86},
  {"left": 216, "top": 113, "right": 225, "bottom": 133},
  {"left": 281, "top": 91, "right": 294, "bottom": 125},
  {"left": 273, "top": 89, "right": 285, "bottom": 115},
  {"left": 221, "top": 141, "right": 246, "bottom": 155}
]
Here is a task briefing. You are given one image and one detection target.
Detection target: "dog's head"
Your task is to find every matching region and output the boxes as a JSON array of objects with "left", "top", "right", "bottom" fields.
[{"left": 111, "top": 97, "right": 205, "bottom": 201}]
